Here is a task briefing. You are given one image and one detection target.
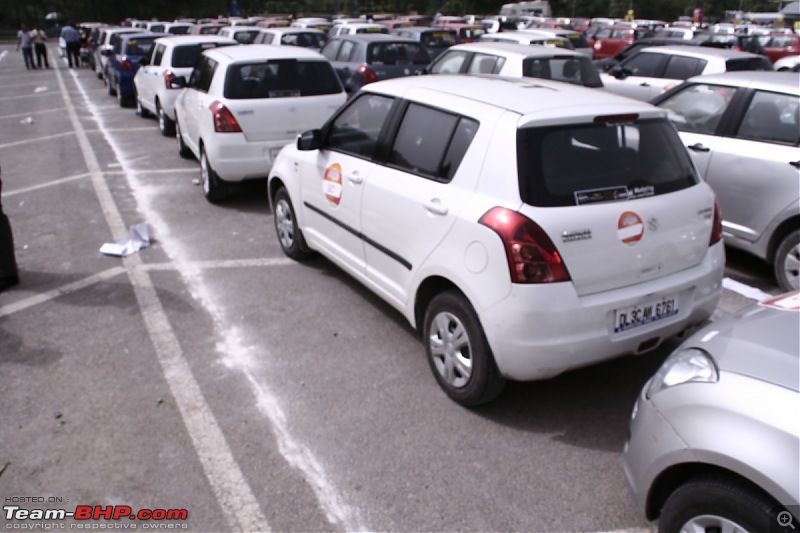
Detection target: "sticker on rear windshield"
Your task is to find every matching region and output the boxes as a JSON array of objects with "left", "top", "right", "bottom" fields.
[
  {"left": 575, "top": 185, "right": 654, "bottom": 205},
  {"left": 323, "top": 163, "right": 343, "bottom": 207}
]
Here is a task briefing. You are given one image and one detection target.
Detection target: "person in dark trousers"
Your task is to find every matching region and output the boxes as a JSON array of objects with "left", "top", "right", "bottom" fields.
[
  {"left": 0, "top": 166, "right": 20, "bottom": 293},
  {"left": 16, "top": 22, "right": 36, "bottom": 70},
  {"left": 60, "top": 23, "right": 81, "bottom": 68},
  {"left": 30, "top": 25, "right": 50, "bottom": 68}
]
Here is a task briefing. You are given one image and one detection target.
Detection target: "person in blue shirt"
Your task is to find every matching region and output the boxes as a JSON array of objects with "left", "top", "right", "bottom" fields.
[{"left": 60, "top": 23, "right": 81, "bottom": 68}]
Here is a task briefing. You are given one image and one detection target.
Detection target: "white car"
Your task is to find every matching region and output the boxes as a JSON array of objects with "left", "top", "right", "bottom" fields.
[
  {"left": 600, "top": 45, "right": 773, "bottom": 102},
  {"left": 478, "top": 30, "right": 573, "bottom": 50},
  {"left": 425, "top": 41, "right": 603, "bottom": 87},
  {"left": 174, "top": 44, "right": 346, "bottom": 203},
  {"left": 267, "top": 74, "right": 725, "bottom": 406},
  {"left": 329, "top": 22, "right": 388, "bottom": 37},
  {"left": 133, "top": 35, "right": 237, "bottom": 136},
  {"left": 774, "top": 54, "right": 800, "bottom": 71},
  {"left": 216, "top": 26, "right": 263, "bottom": 44},
  {"left": 252, "top": 27, "right": 327, "bottom": 49}
]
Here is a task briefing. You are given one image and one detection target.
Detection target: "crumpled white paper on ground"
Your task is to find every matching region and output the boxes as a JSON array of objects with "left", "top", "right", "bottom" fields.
[{"left": 99, "top": 223, "right": 150, "bottom": 257}]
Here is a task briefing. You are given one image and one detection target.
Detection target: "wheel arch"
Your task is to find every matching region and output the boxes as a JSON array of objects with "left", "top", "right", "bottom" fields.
[
  {"left": 645, "top": 462, "right": 786, "bottom": 522},
  {"left": 413, "top": 275, "right": 463, "bottom": 334},
  {"left": 766, "top": 215, "right": 800, "bottom": 266}
]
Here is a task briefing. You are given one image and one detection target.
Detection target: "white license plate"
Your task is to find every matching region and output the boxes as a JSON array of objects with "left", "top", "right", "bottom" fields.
[{"left": 614, "top": 295, "right": 679, "bottom": 333}]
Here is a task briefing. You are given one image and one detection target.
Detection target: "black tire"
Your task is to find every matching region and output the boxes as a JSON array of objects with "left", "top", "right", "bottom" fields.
[
  {"left": 136, "top": 92, "right": 151, "bottom": 118},
  {"left": 272, "top": 187, "right": 312, "bottom": 260},
  {"left": 107, "top": 79, "right": 116, "bottom": 96},
  {"left": 158, "top": 103, "right": 176, "bottom": 137},
  {"left": 175, "top": 118, "right": 193, "bottom": 159},
  {"left": 658, "top": 474, "right": 792, "bottom": 533},
  {"left": 423, "top": 291, "right": 505, "bottom": 406},
  {"left": 774, "top": 229, "right": 800, "bottom": 292},
  {"left": 117, "top": 85, "right": 128, "bottom": 107},
  {"left": 200, "top": 148, "right": 227, "bottom": 204}
]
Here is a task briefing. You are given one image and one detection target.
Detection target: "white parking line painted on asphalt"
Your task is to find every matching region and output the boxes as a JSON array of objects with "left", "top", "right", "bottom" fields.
[
  {"left": 141, "top": 257, "right": 296, "bottom": 272},
  {"left": 67, "top": 70, "right": 368, "bottom": 532},
  {"left": 2, "top": 172, "right": 91, "bottom": 197},
  {"left": 0, "top": 107, "right": 64, "bottom": 120},
  {"left": 0, "top": 266, "right": 126, "bottom": 319},
  {"left": 0, "top": 131, "right": 75, "bottom": 149},
  {"left": 722, "top": 277, "right": 773, "bottom": 302},
  {"left": 57, "top": 67, "right": 271, "bottom": 532}
]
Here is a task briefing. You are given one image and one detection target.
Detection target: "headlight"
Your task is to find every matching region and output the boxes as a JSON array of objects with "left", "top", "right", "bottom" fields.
[{"left": 646, "top": 347, "right": 719, "bottom": 399}]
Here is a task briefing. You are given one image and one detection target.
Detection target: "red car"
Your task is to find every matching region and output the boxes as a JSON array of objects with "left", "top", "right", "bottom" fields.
[
  {"left": 588, "top": 24, "right": 649, "bottom": 59},
  {"left": 762, "top": 33, "right": 800, "bottom": 63}
]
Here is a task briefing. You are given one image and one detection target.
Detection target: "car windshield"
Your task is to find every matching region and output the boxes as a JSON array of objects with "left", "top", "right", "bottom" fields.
[
  {"left": 125, "top": 38, "right": 157, "bottom": 56},
  {"left": 224, "top": 59, "right": 342, "bottom": 99},
  {"left": 368, "top": 42, "right": 430, "bottom": 64},
  {"left": 517, "top": 118, "right": 698, "bottom": 207}
]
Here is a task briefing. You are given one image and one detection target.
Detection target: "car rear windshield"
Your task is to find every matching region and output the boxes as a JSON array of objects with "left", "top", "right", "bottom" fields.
[
  {"left": 125, "top": 38, "right": 158, "bottom": 56},
  {"left": 422, "top": 30, "right": 458, "bottom": 47},
  {"left": 517, "top": 118, "right": 699, "bottom": 207},
  {"left": 172, "top": 43, "right": 232, "bottom": 68},
  {"left": 279, "top": 32, "right": 327, "bottom": 48},
  {"left": 368, "top": 42, "right": 430, "bottom": 64},
  {"left": 725, "top": 57, "right": 773, "bottom": 71},
  {"left": 224, "top": 59, "right": 342, "bottom": 99},
  {"left": 522, "top": 56, "right": 603, "bottom": 88}
]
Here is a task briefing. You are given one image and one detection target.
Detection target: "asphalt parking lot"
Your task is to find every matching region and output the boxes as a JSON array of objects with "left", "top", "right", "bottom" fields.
[{"left": 0, "top": 42, "right": 781, "bottom": 533}]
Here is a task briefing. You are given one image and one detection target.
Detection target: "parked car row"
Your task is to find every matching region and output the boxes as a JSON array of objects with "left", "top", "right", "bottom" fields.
[{"left": 78, "top": 19, "right": 799, "bottom": 533}]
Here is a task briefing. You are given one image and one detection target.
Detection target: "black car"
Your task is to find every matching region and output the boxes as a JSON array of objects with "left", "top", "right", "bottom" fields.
[{"left": 320, "top": 34, "right": 431, "bottom": 94}]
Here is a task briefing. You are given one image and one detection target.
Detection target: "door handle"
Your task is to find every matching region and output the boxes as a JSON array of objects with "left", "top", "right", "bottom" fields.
[
  {"left": 790, "top": 161, "right": 800, "bottom": 169},
  {"left": 424, "top": 198, "right": 448, "bottom": 216},
  {"left": 347, "top": 171, "right": 363, "bottom": 184},
  {"left": 688, "top": 143, "right": 710, "bottom": 153}
]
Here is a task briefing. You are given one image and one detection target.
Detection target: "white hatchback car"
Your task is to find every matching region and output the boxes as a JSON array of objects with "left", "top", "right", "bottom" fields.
[
  {"left": 174, "top": 45, "right": 346, "bottom": 203},
  {"left": 600, "top": 45, "right": 773, "bottom": 102},
  {"left": 425, "top": 41, "right": 603, "bottom": 88},
  {"left": 133, "top": 35, "right": 237, "bottom": 136},
  {"left": 267, "top": 75, "right": 726, "bottom": 406}
]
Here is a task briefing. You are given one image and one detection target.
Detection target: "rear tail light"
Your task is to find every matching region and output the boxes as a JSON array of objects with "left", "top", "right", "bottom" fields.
[
  {"left": 120, "top": 57, "right": 133, "bottom": 71},
  {"left": 163, "top": 70, "right": 179, "bottom": 89},
  {"left": 709, "top": 196, "right": 723, "bottom": 246},
  {"left": 209, "top": 100, "right": 242, "bottom": 133},
  {"left": 479, "top": 207, "right": 571, "bottom": 284},
  {"left": 357, "top": 64, "right": 378, "bottom": 86}
]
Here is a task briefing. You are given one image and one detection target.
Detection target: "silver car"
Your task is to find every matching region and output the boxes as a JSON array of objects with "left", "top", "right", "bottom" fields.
[
  {"left": 653, "top": 71, "right": 800, "bottom": 292},
  {"left": 623, "top": 290, "right": 800, "bottom": 533}
]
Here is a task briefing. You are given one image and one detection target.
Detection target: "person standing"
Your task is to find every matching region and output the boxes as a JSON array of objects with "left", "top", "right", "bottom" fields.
[
  {"left": 0, "top": 166, "right": 20, "bottom": 293},
  {"left": 60, "top": 22, "right": 81, "bottom": 68},
  {"left": 16, "top": 22, "right": 36, "bottom": 70},
  {"left": 30, "top": 25, "right": 50, "bottom": 68}
]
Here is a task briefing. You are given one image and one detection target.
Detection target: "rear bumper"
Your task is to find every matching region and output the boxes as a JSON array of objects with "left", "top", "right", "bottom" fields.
[{"left": 205, "top": 136, "right": 294, "bottom": 182}]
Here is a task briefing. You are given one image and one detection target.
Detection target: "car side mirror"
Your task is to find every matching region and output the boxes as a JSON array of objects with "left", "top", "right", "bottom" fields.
[
  {"left": 101, "top": 48, "right": 113, "bottom": 57},
  {"left": 170, "top": 76, "right": 187, "bottom": 88},
  {"left": 139, "top": 56, "right": 149, "bottom": 66},
  {"left": 297, "top": 129, "right": 322, "bottom": 151},
  {"left": 610, "top": 65, "right": 631, "bottom": 79}
]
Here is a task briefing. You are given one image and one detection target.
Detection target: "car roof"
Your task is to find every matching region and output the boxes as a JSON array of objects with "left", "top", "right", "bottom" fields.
[
  {"left": 262, "top": 27, "right": 325, "bottom": 34},
  {"left": 363, "top": 74, "right": 662, "bottom": 118},
  {"left": 203, "top": 43, "right": 327, "bottom": 63},
  {"left": 153, "top": 35, "right": 238, "bottom": 45},
  {"left": 331, "top": 33, "right": 415, "bottom": 43},
  {"left": 397, "top": 26, "right": 456, "bottom": 33},
  {"left": 639, "top": 45, "right": 765, "bottom": 59},
  {"left": 683, "top": 70, "right": 800, "bottom": 94},
  {"left": 449, "top": 41, "right": 584, "bottom": 58}
]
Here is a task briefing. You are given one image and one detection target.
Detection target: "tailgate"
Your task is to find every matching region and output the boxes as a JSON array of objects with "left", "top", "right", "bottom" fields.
[
  {"left": 520, "top": 187, "right": 715, "bottom": 296},
  {"left": 227, "top": 93, "right": 343, "bottom": 143}
]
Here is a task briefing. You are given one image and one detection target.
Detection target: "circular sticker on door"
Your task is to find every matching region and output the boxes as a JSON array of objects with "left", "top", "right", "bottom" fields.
[
  {"left": 323, "top": 163, "right": 343, "bottom": 207},
  {"left": 618, "top": 211, "right": 644, "bottom": 246}
]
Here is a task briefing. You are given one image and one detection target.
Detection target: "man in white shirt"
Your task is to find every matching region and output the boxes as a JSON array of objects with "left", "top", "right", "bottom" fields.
[
  {"left": 30, "top": 25, "right": 50, "bottom": 68},
  {"left": 16, "top": 22, "right": 35, "bottom": 69}
]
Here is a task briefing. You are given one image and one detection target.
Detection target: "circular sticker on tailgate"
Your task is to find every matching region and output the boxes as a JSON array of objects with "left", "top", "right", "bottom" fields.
[
  {"left": 618, "top": 211, "right": 644, "bottom": 246},
  {"left": 323, "top": 163, "right": 343, "bottom": 207}
]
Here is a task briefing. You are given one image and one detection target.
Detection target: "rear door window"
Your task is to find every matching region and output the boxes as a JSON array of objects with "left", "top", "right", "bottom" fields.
[
  {"left": 171, "top": 42, "right": 232, "bottom": 68},
  {"left": 736, "top": 90, "right": 800, "bottom": 145},
  {"left": 190, "top": 56, "right": 217, "bottom": 92},
  {"left": 388, "top": 103, "right": 478, "bottom": 182},
  {"left": 429, "top": 50, "right": 468, "bottom": 73},
  {"left": 517, "top": 118, "right": 699, "bottom": 207},
  {"left": 620, "top": 52, "right": 666, "bottom": 77},
  {"left": 662, "top": 55, "right": 705, "bottom": 79},
  {"left": 467, "top": 53, "right": 504, "bottom": 74},
  {"left": 151, "top": 43, "right": 165, "bottom": 66}
]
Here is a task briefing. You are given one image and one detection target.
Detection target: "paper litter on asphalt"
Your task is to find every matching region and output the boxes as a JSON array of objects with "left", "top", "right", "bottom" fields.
[{"left": 99, "top": 223, "right": 150, "bottom": 257}]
